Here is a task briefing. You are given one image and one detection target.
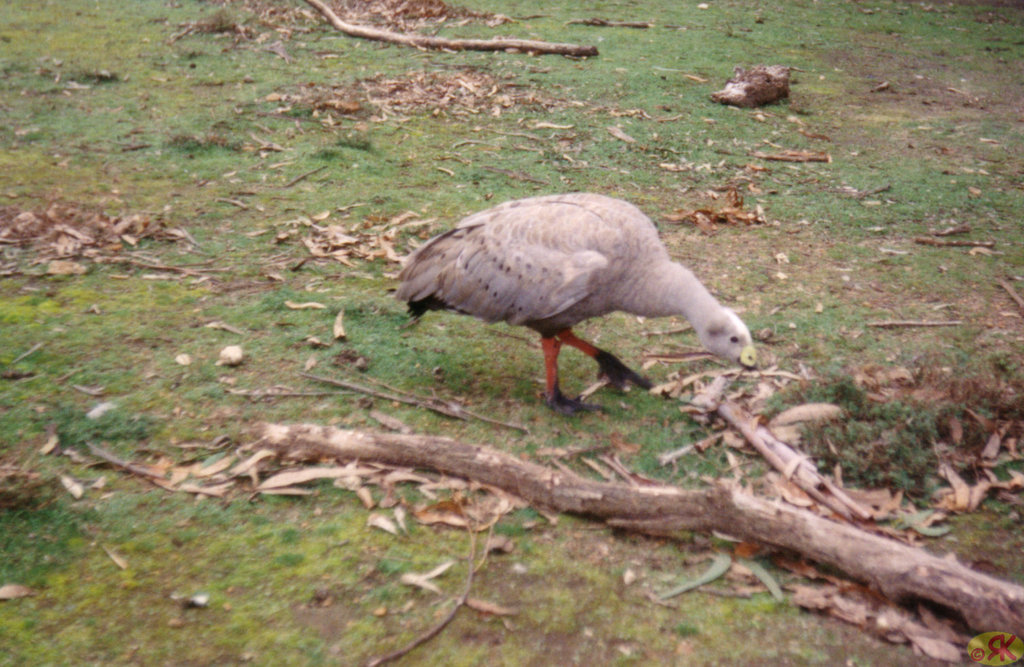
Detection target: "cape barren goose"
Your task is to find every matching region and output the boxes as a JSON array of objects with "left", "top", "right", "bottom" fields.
[{"left": 395, "top": 193, "right": 756, "bottom": 414}]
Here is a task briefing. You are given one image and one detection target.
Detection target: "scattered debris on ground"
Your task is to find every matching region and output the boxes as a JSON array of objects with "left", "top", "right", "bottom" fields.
[
  {"left": 275, "top": 68, "right": 565, "bottom": 121},
  {"left": 32, "top": 359, "right": 1024, "bottom": 661},
  {"left": 273, "top": 210, "right": 414, "bottom": 266},
  {"left": 663, "top": 187, "right": 767, "bottom": 232},
  {"left": 0, "top": 202, "right": 189, "bottom": 273},
  {"left": 330, "top": 0, "right": 510, "bottom": 31}
]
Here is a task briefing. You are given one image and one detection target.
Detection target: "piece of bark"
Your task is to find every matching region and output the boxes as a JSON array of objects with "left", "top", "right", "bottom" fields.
[
  {"left": 256, "top": 422, "right": 1024, "bottom": 636},
  {"left": 711, "top": 65, "right": 791, "bottom": 107},
  {"left": 304, "top": 0, "right": 598, "bottom": 58}
]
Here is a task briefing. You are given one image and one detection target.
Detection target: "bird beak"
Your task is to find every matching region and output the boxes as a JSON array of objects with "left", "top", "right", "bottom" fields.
[{"left": 739, "top": 345, "right": 757, "bottom": 369}]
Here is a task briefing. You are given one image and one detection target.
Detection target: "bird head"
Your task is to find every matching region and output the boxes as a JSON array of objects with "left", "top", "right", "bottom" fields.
[{"left": 700, "top": 308, "right": 757, "bottom": 369}]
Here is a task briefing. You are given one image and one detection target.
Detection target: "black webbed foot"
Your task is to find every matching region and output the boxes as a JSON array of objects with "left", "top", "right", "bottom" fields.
[
  {"left": 594, "top": 350, "right": 652, "bottom": 391},
  {"left": 545, "top": 386, "right": 601, "bottom": 415}
]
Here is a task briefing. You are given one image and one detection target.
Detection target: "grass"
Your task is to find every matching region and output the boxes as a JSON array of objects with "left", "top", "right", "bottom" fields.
[{"left": 1, "top": 0, "right": 1023, "bottom": 663}]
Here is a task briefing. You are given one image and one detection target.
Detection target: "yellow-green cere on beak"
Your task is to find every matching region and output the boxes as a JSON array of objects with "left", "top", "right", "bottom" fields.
[{"left": 740, "top": 345, "right": 757, "bottom": 369}]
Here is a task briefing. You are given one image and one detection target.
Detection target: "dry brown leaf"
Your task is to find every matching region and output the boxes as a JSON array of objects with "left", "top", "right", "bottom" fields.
[
  {"left": 751, "top": 149, "right": 831, "bottom": 163},
  {"left": 905, "top": 631, "right": 962, "bottom": 662},
  {"left": 59, "top": 474, "right": 84, "bottom": 499},
  {"left": 414, "top": 505, "right": 469, "bottom": 528},
  {"left": 393, "top": 506, "right": 408, "bottom": 534},
  {"left": 937, "top": 463, "right": 971, "bottom": 511},
  {"left": 178, "top": 481, "right": 234, "bottom": 497},
  {"left": 607, "top": 125, "right": 637, "bottom": 143},
  {"left": 47, "top": 260, "right": 88, "bottom": 275},
  {"left": 484, "top": 534, "right": 515, "bottom": 555},
  {"left": 0, "top": 584, "right": 36, "bottom": 600},
  {"left": 399, "top": 560, "right": 454, "bottom": 594},
  {"left": 258, "top": 466, "right": 358, "bottom": 489},
  {"left": 531, "top": 120, "right": 573, "bottom": 129},
  {"left": 356, "top": 486, "right": 375, "bottom": 509},
  {"left": 842, "top": 488, "right": 904, "bottom": 520},
  {"left": 257, "top": 486, "right": 313, "bottom": 496},
  {"left": 228, "top": 449, "right": 275, "bottom": 477},
  {"left": 332, "top": 310, "right": 346, "bottom": 340},
  {"left": 167, "top": 467, "right": 191, "bottom": 487},
  {"left": 284, "top": 300, "right": 326, "bottom": 310},
  {"left": 776, "top": 478, "right": 814, "bottom": 507},
  {"left": 664, "top": 188, "right": 766, "bottom": 231},
  {"left": 466, "top": 597, "right": 518, "bottom": 616},
  {"left": 368, "top": 410, "right": 412, "bottom": 434},
  {"left": 195, "top": 455, "right": 235, "bottom": 478},
  {"left": 967, "top": 480, "right": 992, "bottom": 512},
  {"left": 39, "top": 432, "right": 59, "bottom": 455},
  {"left": 948, "top": 416, "right": 963, "bottom": 445},
  {"left": 770, "top": 403, "right": 843, "bottom": 427},
  {"left": 367, "top": 512, "right": 399, "bottom": 535},
  {"left": 790, "top": 582, "right": 965, "bottom": 659},
  {"left": 981, "top": 428, "right": 1004, "bottom": 459},
  {"left": 102, "top": 545, "right": 128, "bottom": 570}
]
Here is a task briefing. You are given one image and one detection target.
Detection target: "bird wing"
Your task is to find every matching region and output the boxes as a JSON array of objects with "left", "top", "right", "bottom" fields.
[
  {"left": 398, "top": 196, "right": 630, "bottom": 326},
  {"left": 436, "top": 231, "right": 608, "bottom": 325}
]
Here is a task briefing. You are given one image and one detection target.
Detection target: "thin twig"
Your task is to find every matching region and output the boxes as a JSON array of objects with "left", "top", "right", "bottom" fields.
[
  {"left": 95, "top": 257, "right": 227, "bottom": 277},
  {"left": 866, "top": 320, "right": 962, "bottom": 328},
  {"left": 86, "top": 443, "right": 170, "bottom": 485},
  {"left": 367, "top": 531, "right": 477, "bottom": 666},
  {"left": 566, "top": 18, "right": 653, "bottom": 28},
  {"left": 997, "top": 278, "right": 1024, "bottom": 316},
  {"left": 913, "top": 237, "right": 995, "bottom": 248},
  {"left": 640, "top": 324, "right": 693, "bottom": 337},
  {"left": 216, "top": 198, "right": 250, "bottom": 209},
  {"left": 8, "top": 342, "right": 43, "bottom": 366},
  {"left": 479, "top": 165, "right": 548, "bottom": 185},
  {"left": 300, "top": 373, "right": 528, "bottom": 433},
  {"left": 282, "top": 165, "right": 327, "bottom": 188}
]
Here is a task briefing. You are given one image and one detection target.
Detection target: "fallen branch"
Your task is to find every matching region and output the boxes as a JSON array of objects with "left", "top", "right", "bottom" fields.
[
  {"left": 257, "top": 422, "right": 1024, "bottom": 636},
  {"left": 304, "top": 0, "right": 598, "bottom": 57}
]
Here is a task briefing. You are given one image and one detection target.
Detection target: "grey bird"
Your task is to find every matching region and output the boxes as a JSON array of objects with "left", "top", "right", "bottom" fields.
[{"left": 395, "top": 193, "right": 756, "bottom": 414}]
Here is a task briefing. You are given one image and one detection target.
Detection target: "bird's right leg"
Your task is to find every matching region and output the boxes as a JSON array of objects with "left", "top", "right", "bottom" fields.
[
  {"left": 554, "top": 329, "right": 652, "bottom": 391},
  {"left": 541, "top": 336, "right": 600, "bottom": 414}
]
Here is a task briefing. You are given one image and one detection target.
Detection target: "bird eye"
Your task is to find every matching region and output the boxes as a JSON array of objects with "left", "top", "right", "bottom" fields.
[{"left": 730, "top": 336, "right": 739, "bottom": 343}]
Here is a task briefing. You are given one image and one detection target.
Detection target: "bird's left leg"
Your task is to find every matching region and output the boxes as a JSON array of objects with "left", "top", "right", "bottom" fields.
[
  {"left": 541, "top": 336, "right": 600, "bottom": 414},
  {"left": 555, "top": 329, "right": 652, "bottom": 391}
]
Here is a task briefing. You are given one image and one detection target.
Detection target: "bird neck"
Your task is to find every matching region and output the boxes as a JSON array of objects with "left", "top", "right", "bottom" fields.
[{"left": 641, "top": 261, "right": 726, "bottom": 332}]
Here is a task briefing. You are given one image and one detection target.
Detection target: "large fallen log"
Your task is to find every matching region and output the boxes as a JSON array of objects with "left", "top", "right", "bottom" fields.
[
  {"left": 304, "top": 0, "right": 598, "bottom": 58},
  {"left": 257, "top": 422, "right": 1024, "bottom": 636}
]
